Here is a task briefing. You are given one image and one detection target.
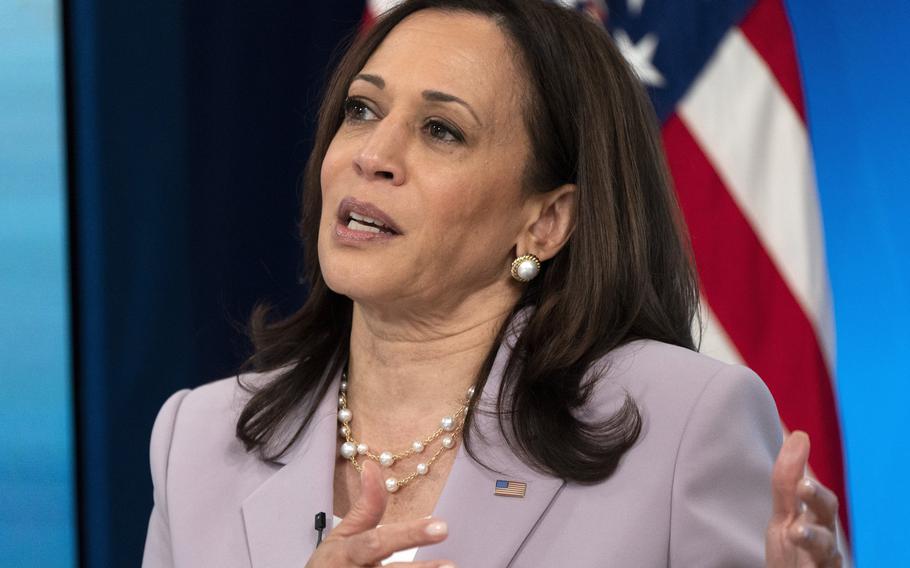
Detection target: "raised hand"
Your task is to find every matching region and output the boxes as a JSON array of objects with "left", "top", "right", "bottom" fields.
[
  {"left": 305, "top": 460, "right": 456, "bottom": 567},
  {"left": 766, "top": 431, "right": 842, "bottom": 567}
]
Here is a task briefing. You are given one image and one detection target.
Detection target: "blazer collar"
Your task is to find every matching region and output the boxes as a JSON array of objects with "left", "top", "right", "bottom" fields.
[
  {"left": 241, "top": 369, "right": 341, "bottom": 567},
  {"left": 241, "top": 309, "right": 566, "bottom": 567},
  {"left": 414, "top": 318, "right": 566, "bottom": 566}
]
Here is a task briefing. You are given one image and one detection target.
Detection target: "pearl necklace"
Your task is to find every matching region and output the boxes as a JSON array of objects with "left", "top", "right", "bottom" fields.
[{"left": 337, "top": 373, "right": 475, "bottom": 493}]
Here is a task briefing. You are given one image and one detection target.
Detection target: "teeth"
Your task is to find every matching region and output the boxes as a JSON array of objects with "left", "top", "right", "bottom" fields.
[
  {"left": 347, "top": 219, "right": 381, "bottom": 233},
  {"left": 350, "top": 212, "right": 386, "bottom": 227}
]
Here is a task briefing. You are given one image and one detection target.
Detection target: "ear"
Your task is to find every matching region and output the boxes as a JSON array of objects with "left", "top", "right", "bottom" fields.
[{"left": 517, "top": 183, "right": 577, "bottom": 261}]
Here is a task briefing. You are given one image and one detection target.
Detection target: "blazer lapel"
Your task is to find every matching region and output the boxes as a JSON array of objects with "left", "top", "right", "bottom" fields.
[
  {"left": 415, "top": 443, "right": 566, "bottom": 567},
  {"left": 241, "top": 309, "right": 563, "bottom": 567},
  {"left": 415, "top": 324, "right": 566, "bottom": 567},
  {"left": 241, "top": 371, "right": 341, "bottom": 567}
]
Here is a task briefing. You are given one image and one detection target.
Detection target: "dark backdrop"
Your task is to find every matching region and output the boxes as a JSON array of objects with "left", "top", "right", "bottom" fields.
[{"left": 64, "top": 2, "right": 366, "bottom": 565}]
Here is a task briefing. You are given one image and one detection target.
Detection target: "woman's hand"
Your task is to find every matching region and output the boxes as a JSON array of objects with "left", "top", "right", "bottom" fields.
[
  {"left": 305, "top": 460, "right": 456, "bottom": 567},
  {"left": 766, "top": 431, "right": 842, "bottom": 567}
]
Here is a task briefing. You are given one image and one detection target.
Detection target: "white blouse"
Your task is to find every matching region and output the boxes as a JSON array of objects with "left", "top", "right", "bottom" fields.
[{"left": 332, "top": 515, "right": 419, "bottom": 564}]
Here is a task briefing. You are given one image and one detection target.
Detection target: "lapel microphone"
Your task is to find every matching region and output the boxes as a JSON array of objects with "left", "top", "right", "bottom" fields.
[{"left": 314, "top": 512, "right": 327, "bottom": 546}]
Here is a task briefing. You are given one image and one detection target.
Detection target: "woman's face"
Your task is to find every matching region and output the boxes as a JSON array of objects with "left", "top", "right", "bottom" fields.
[{"left": 318, "top": 9, "right": 535, "bottom": 314}]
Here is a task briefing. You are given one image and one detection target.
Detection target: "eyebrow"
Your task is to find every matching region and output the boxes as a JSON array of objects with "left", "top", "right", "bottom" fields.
[
  {"left": 351, "top": 73, "right": 482, "bottom": 127},
  {"left": 422, "top": 90, "right": 482, "bottom": 126},
  {"left": 353, "top": 73, "right": 385, "bottom": 89}
]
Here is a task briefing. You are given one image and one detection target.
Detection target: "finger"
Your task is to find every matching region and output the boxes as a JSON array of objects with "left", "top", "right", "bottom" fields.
[
  {"left": 347, "top": 517, "right": 449, "bottom": 566},
  {"left": 384, "top": 562, "right": 456, "bottom": 568},
  {"left": 788, "top": 521, "right": 841, "bottom": 566},
  {"left": 771, "top": 430, "right": 810, "bottom": 521},
  {"left": 333, "top": 461, "right": 388, "bottom": 537},
  {"left": 797, "top": 477, "right": 839, "bottom": 529}
]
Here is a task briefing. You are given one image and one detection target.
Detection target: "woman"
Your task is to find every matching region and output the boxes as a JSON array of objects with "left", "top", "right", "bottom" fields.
[{"left": 143, "top": 0, "right": 842, "bottom": 566}]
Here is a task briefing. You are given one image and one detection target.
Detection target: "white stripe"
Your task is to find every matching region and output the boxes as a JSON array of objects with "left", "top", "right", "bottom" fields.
[
  {"left": 697, "top": 301, "right": 744, "bottom": 366},
  {"left": 367, "top": 0, "right": 403, "bottom": 17},
  {"left": 678, "top": 28, "right": 836, "bottom": 371}
]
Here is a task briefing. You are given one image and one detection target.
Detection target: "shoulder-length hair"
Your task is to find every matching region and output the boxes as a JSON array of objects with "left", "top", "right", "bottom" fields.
[{"left": 237, "top": 0, "right": 699, "bottom": 483}]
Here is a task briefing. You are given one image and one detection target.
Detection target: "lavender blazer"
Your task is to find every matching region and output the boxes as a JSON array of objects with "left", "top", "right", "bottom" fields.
[{"left": 143, "top": 332, "right": 782, "bottom": 567}]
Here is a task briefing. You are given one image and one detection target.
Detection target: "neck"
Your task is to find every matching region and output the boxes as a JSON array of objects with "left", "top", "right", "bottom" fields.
[{"left": 344, "top": 289, "right": 518, "bottom": 444}]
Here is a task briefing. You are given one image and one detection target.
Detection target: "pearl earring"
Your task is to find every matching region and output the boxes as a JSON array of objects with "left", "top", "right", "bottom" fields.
[{"left": 510, "top": 253, "right": 541, "bottom": 282}]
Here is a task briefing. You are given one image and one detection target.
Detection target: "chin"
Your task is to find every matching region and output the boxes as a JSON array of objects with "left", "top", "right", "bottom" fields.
[
  {"left": 318, "top": 248, "right": 391, "bottom": 303},
  {"left": 323, "top": 274, "right": 398, "bottom": 307},
  {"left": 319, "top": 222, "right": 405, "bottom": 296}
]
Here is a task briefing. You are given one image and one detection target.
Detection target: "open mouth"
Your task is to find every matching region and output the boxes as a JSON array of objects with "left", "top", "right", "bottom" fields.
[
  {"left": 337, "top": 197, "right": 402, "bottom": 236},
  {"left": 345, "top": 211, "right": 397, "bottom": 235}
]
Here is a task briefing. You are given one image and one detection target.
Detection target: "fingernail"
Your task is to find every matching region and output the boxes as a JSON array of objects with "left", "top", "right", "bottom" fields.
[
  {"left": 426, "top": 520, "right": 448, "bottom": 536},
  {"left": 798, "top": 525, "right": 814, "bottom": 542},
  {"left": 800, "top": 478, "right": 816, "bottom": 495},
  {"left": 440, "top": 564, "right": 456, "bottom": 568}
]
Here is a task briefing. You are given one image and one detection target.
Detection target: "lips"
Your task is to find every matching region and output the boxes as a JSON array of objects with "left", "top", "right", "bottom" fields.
[{"left": 337, "top": 197, "right": 402, "bottom": 236}]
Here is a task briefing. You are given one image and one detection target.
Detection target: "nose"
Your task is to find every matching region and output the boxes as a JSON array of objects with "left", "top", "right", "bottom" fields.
[{"left": 352, "top": 119, "right": 406, "bottom": 185}]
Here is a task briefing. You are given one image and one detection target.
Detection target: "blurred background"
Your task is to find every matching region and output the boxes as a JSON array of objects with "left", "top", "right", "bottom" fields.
[{"left": 0, "top": 0, "right": 907, "bottom": 566}]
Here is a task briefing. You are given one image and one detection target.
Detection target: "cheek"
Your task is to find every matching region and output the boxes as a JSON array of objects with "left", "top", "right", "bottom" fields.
[
  {"left": 320, "top": 138, "right": 345, "bottom": 197},
  {"left": 318, "top": 138, "right": 349, "bottom": 224},
  {"left": 424, "top": 179, "right": 522, "bottom": 258}
]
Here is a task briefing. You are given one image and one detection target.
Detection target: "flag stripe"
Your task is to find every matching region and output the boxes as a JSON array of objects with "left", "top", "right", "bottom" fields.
[
  {"left": 698, "top": 302, "right": 745, "bottom": 364},
  {"left": 738, "top": 0, "right": 807, "bottom": 121},
  {"left": 367, "top": 0, "right": 399, "bottom": 16},
  {"left": 678, "top": 28, "right": 836, "bottom": 369},
  {"left": 663, "top": 113, "right": 849, "bottom": 533}
]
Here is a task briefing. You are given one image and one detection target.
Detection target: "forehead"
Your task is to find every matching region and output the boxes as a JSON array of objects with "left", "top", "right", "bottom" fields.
[{"left": 359, "top": 10, "right": 525, "bottom": 125}]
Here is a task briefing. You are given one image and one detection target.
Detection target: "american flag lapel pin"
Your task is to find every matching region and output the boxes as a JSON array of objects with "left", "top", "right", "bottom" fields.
[{"left": 494, "top": 479, "right": 527, "bottom": 498}]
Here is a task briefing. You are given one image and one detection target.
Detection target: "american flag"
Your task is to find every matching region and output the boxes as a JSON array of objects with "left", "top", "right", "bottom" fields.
[
  {"left": 494, "top": 479, "right": 528, "bottom": 498},
  {"left": 364, "top": 0, "right": 850, "bottom": 557}
]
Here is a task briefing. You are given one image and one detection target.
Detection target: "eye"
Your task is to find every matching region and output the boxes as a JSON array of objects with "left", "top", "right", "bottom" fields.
[
  {"left": 342, "top": 97, "right": 378, "bottom": 121},
  {"left": 424, "top": 119, "right": 464, "bottom": 144}
]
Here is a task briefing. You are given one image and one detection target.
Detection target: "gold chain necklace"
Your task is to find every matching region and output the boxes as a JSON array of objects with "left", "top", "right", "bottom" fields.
[{"left": 337, "top": 372, "right": 475, "bottom": 493}]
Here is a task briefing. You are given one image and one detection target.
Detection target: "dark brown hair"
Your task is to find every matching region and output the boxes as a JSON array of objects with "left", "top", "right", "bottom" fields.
[{"left": 237, "top": 0, "right": 699, "bottom": 483}]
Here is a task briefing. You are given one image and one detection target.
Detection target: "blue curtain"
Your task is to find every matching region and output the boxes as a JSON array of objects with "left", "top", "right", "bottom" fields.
[{"left": 65, "top": 2, "right": 365, "bottom": 565}]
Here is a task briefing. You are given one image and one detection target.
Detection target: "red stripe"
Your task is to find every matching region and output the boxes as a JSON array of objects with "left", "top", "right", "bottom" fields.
[
  {"left": 663, "top": 114, "right": 849, "bottom": 535},
  {"left": 739, "top": 0, "right": 807, "bottom": 121},
  {"left": 360, "top": 8, "right": 377, "bottom": 34}
]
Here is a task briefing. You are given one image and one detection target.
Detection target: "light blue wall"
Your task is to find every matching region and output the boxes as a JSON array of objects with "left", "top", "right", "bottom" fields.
[
  {"left": 786, "top": 1, "right": 910, "bottom": 565},
  {"left": 0, "top": 0, "right": 76, "bottom": 566}
]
